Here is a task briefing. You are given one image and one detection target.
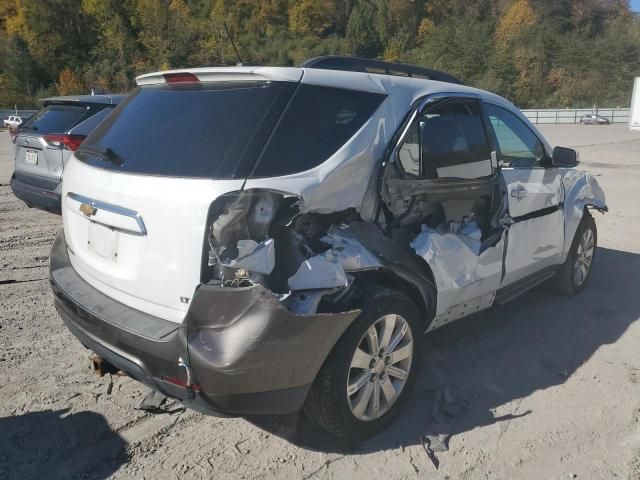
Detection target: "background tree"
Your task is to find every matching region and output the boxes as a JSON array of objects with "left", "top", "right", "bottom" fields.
[{"left": 0, "top": 0, "right": 638, "bottom": 108}]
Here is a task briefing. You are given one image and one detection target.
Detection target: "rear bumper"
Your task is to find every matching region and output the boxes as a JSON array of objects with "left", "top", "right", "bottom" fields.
[
  {"left": 50, "top": 230, "right": 359, "bottom": 415},
  {"left": 10, "top": 173, "right": 61, "bottom": 214}
]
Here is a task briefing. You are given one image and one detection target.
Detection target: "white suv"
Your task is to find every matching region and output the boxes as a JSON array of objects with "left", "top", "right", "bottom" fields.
[{"left": 49, "top": 56, "right": 607, "bottom": 441}]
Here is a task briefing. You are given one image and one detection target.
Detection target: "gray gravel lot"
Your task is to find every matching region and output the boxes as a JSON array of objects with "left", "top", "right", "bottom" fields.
[{"left": 1, "top": 125, "right": 640, "bottom": 479}]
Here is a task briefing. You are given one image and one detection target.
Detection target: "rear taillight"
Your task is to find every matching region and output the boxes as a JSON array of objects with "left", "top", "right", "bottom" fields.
[
  {"left": 163, "top": 72, "right": 200, "bottom": 84},
  {"left": 43, "top": 134, "right": 86, "bottom": 151}
]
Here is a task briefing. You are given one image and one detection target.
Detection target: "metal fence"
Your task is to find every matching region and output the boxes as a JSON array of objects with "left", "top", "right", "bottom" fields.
[
  {"left": 2, "top": 107, "right": 632, "bottom": 126},
  {"left": 0, "top": 109, "right": 38, "bottom": 121},
  {"left": 521, "top": 107, "right": 630, "bottom": 124}
]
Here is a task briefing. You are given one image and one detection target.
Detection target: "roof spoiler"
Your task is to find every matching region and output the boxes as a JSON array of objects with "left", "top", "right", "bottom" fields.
[{"left": 301, "top": 55, "right": 463, "bottom": 85}]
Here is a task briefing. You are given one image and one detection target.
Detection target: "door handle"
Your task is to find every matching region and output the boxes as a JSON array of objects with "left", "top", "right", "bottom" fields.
[{"left": 510, "top": 186, "right": 528, "bottom": 199}]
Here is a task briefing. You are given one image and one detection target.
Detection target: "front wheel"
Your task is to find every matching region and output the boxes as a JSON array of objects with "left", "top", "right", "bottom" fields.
[
  {"left": 551, "top": 212, "right": 597, "bottom": 295},
  {"left": 304, "top": 287, "right": 425, "bottom": 441}
]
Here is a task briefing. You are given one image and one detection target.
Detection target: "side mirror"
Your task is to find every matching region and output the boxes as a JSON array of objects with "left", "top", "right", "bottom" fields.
[{"left": 552, "top": 146, "right": 579, "bottom": 168}]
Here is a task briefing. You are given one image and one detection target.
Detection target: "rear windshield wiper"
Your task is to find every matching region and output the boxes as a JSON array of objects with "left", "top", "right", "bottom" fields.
[{"left": 77, "top": 145, "right": 124, "bottom": 167}]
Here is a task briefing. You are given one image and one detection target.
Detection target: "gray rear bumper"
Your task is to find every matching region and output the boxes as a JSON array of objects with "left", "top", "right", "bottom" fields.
[
  {"left": 10, "top": 173, "right": 61, "bottom": 214},
  {"left": 49, "top": 229, "right": 360, "bottom": 415}
]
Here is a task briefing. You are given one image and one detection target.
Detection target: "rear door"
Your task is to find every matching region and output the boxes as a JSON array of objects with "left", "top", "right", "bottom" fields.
[
  {"left": 485, "top": 103, "right": 564, "bottom": 285},
  {"left": 63, "top": 79, "right": 297, "bottom": 323},
  {"left": 15, "top": 104, "right": 99, "bottom": 187},
  {"left": 383, "top": 96, "right": 505, "bottom": 317}
]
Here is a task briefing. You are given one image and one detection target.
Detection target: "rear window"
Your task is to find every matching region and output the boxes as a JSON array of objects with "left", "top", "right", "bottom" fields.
[
  {"left": 68, "top": 107, "right": 114, "bottom": 136},
  {"left": 21, "top": 104, "right": 102, "bottom": 134},
  {"left": 250, "top": 85, "right": 386, "bottom": 177},
  {"left": 77, "top": 82, "right": 296, "bottom": 178}
]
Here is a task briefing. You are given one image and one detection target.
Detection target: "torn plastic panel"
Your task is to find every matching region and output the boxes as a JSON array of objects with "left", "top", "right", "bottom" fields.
[
  {"left": 224, "top": 239, "right": 275, "bottom": 274},
  {"left": 288, "top": 253, "right": 348, "bottom": 290},
  {"left": 321, "top": 225, "right": 382, "bottom": 271},
  {"left": 204, "top": 190, "right": 380, "bottom": 315}
]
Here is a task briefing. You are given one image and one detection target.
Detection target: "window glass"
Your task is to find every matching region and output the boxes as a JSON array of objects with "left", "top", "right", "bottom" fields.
[
  {"left": 78, "top": 82, "right": 295, "bottom": 178},
  {"left": 397, "top": 125, "right": 420, "bottom": 176},
  {"left": 69, "top": 107, "right": 114, "bottom": 136},
  {"left": 251, "top": 84, "right": 386, "bottom": 177},
  {"left": 21, "top": 104, "right": 101, "bottom": 134},
  {"left": 485, "top": 103, "right": 545, "bottom": 168},
  {"left": 409, "top": 101, "right": 491, "bottom": 179}
]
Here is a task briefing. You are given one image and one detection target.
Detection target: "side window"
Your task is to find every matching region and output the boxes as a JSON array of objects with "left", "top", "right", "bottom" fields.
[
  {"left": 396, "top": 100, "right": 492, "bottom": 179},
  {"left": 485, "top": 104, "right": 546, "bottom": 168},
  {"left": 251, "top": 85, "right": 386, "bottom": 177}
]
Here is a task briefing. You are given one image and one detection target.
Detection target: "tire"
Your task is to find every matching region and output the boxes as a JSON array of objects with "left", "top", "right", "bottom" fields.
[
  {"left": 304, "top": 286, "right": 425, "bottom": 441},
  {"left": 551, "top": 211, "right": 597, "bottom": 295}
]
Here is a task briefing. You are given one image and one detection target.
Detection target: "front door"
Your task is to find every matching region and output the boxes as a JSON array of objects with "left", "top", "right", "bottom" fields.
[{"left": 485, "top": 103, "right": 564, "bottom": 286}]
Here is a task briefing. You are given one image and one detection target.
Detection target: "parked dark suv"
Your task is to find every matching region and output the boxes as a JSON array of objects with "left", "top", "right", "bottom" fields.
[{"left": 10, "top": 94, "right": 124, "bottom": 214}]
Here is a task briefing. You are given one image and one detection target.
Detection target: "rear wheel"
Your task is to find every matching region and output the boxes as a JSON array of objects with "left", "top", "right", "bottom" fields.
[
  {"left": 304, "top": 287, "right": 425, "bottom": 441},
  {"left": 551, "top": 212, "right": 597, "bottom": 295}
]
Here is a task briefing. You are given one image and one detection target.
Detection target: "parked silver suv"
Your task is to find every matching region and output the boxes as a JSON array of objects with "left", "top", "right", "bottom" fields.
[
  {"left": 11, "top": 95, "right": 124, "bottom": 213},
  {"left": 49, "top": 57, "right": 606, "bottom": 441}
]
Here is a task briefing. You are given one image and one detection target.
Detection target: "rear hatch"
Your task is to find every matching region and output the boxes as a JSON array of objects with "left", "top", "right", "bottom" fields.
[
  {"left": 15, "top": 103, "right": 105, "bottom": 188},
  {"left": 62, "top": 72, "right": 300, "bottom": 323}
]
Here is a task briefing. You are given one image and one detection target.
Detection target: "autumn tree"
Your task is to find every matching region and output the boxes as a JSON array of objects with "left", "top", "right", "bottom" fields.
[
  {"left": 289, "top": 0, "right": 336, "bottom": 36},
  {"left": 495, "top": 0, "right": 537, "bottom": 51},
  {"left": 56, "top": 67, "right": 85, "bottom": 95}
]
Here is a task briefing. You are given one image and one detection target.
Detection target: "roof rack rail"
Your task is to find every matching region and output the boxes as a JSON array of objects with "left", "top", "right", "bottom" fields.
[{"left": 301, "top": 55, "right": 463, "bottom": 85}]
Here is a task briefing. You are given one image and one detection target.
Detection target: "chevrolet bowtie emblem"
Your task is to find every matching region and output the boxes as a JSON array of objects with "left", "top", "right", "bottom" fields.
[{"left": 79, "top": 203, "right": 97, "bottom": 217}]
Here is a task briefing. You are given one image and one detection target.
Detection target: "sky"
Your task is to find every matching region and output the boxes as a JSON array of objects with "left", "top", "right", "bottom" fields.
[{"left": 632, "top": 0, "right": 640, "bottom": 12}]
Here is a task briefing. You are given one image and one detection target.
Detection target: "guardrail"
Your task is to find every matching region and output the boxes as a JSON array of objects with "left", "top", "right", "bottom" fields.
[
  {"left": 521, "top": 108, "right": 630, "bottom": 124},
  {"left": 2, "top": 108, "right": 632, "bottom": 127}
]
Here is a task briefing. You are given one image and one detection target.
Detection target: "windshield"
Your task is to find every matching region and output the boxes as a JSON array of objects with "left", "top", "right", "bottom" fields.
[{"left": 77, "top": 81, "right": 296, "bottom": 179}]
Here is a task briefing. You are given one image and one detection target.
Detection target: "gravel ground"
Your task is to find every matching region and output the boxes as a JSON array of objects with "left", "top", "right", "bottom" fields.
[{"left": 1, "top": 125, "right": 640, "bottom": 480}]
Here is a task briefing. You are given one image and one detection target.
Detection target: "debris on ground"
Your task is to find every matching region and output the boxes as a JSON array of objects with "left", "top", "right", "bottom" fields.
[
  {"left": 136, "top": 389, "right": 168, "bottom": 412},
  {"left": 421, "top": 387, "right": 468, "bottom": 468}
]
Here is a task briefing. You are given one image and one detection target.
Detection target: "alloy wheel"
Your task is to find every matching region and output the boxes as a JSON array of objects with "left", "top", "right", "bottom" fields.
[
  {"left": 346, "top": 314, "right": 414, "bottom": 422},
  {"left": 574, "top": 228, "right": 595, "bottom": 287}
]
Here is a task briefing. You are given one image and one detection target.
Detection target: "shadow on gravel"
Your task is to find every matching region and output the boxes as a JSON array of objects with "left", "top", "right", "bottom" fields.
[
  {"left": 0, "top": 408, "right": 127, "bottom": 479},
  {"left": 249, "top": 247, "right": 640, "bottom": 453}
]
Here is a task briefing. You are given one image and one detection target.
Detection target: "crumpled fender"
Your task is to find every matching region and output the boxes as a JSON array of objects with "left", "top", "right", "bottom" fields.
[{"left": 561, "top": 170, "right": 607, "bottom": 262}]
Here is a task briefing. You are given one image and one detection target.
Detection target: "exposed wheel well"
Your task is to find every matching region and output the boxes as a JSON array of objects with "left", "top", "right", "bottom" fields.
[{"left": 352, "top": 268, "right": 436, "bottom": 326}]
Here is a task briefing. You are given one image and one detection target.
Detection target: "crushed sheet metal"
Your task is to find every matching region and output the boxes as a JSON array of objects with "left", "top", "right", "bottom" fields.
[
  {"left": 288, "top": 253, "right": 348, "bottom": 290},
  {"left": 410, "top": 225, "right": 504, "bottom": 316},
  {"left": 560, "top": 170, "right": 607, "bottom": 263},
  {"left": 410, "top": 225, "right": 484, "bottom": 289},
  {"left": 320, "top": 225, "right": 382, "bottom": 271},
  {"left": 223, "top": 238, "right": 275, "bottom": 274}
]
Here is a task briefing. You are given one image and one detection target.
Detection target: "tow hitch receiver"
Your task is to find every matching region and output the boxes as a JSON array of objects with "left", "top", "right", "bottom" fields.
[{"left": 91, "top": 354, "right": 120, "bottom": 377}]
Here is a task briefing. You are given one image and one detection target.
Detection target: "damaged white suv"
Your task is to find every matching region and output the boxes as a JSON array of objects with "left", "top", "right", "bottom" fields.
[{"left": 49, "top": 56, "right": 607, "bottom": 441}]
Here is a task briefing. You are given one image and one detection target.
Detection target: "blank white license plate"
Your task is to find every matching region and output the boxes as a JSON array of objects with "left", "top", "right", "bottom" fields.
[
  {"left": 25, "top": 150, "right": 38, "bottom": 165},
  {"left": 88, "top": 221, "right": 119, "bottom": 260}
]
